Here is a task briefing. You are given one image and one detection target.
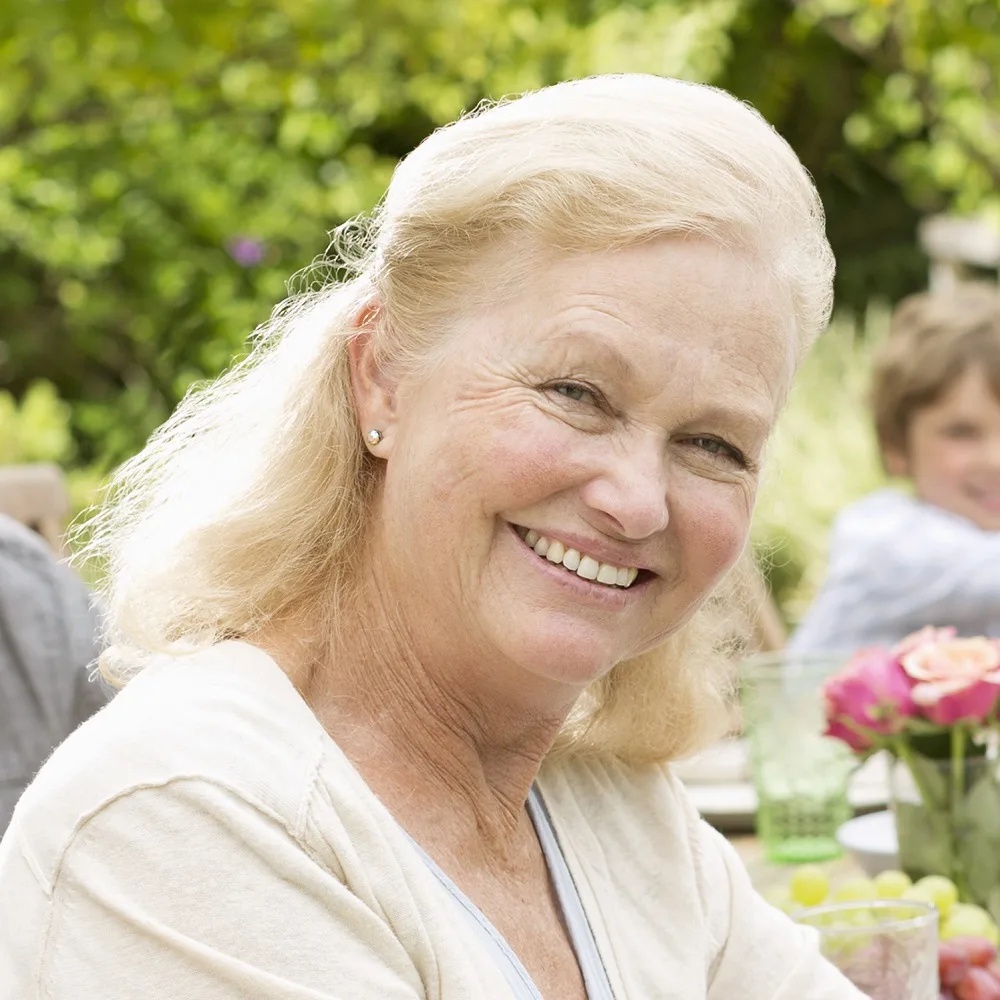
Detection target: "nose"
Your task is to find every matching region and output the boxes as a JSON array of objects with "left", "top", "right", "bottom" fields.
[{"left": 579, "top": 441, "right": 670, "bottom": 541}]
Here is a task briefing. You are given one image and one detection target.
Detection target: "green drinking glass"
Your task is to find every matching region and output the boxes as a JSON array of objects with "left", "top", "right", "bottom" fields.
[{"left": 742, "top": 651, "right": 856, "bottom": 864}]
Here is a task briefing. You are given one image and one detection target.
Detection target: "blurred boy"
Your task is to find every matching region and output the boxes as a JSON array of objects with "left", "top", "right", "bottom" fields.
[
  {"left": 0, "top": 513, "right": 109, "bottom": 832},
  {"left": 790, "top": 285, "right": 1000, "bottom": 652}
]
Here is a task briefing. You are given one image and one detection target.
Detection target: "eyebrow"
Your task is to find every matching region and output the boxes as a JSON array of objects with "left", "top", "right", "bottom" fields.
[
  {"left": 545, "top": 329, "right": 777, "bottom": 434},
  {"left": 690, "top": 403, "right": 774, "bottom": 435},
  {"left": 544, "top": 330, "right": 639, "bottom": 383}
]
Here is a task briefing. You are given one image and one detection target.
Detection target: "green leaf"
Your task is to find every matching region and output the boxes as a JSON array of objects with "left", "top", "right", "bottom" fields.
[{"left": 959, "top": 790, "right": 1000, "bottom": 909}]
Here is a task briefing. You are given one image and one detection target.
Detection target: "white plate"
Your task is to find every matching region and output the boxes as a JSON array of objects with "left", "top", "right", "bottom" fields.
[
  {"left": 675, "top": 740, "right": 890, "bottom": 831},
  {"left": 836, "top": 810, "right": 899, "bottom": 876}
]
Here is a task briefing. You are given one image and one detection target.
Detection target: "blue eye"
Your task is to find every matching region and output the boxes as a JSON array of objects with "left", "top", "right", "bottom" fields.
[
  {"left": 690, "top": 436, "right": 747, "bottom": 467},
  {"left": 552, "top": 382, "right": 597, "bottom": 404}
]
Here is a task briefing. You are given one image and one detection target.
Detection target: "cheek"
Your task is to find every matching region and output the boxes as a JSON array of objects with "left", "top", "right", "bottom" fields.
[
  {"left": 673, "top": 480, "right": 753, "bottom": 582},
  {"left": 442, "top": 408, "right": 586, "bottom": 510},
  {"left": 919, "top": 441, "right": 975, "bottom": 484}
]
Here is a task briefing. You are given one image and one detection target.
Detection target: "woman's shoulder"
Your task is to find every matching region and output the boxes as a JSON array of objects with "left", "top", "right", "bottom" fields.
[
  {"left": 538, "top": 754, "right": 737, "bottom": 983},
  {"left": 540, "top": 754, "right": 858, "bottom": 998},
  {"left": 539, "top": 753, "right": 704, "bottom": 875},
  {"left": 540, "top": 751, "right": 757, "bottom": 917},
  {"left": 9, "top": 641, "right": 329, "bottom": 886}
]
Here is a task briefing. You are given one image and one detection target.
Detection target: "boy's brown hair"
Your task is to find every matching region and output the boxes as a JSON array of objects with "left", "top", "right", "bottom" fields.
[{"left": 872, "top": 284, "right": 1000, "bottom": 458}]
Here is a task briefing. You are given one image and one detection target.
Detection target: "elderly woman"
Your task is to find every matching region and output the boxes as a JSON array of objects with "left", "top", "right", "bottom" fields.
[{"left": 0, "top": 75, "right": 858, "bottom": 998}]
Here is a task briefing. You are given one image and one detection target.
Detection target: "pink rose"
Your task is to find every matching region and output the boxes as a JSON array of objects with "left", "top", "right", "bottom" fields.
[
  {"left": 823, "top": 647, "right": 917, "bottom": 751},
  {"left": 892, "top": 626, "right": 958, "bottom": 658},
  {"left": 901, "top": 638, "right": 1000, "bottom": 726}
]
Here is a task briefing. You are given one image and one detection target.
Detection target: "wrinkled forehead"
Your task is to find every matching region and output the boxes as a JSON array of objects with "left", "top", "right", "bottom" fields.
[
  {"left": 445, "top": 233, "right": 796, "bottom": 339},
  {"left": 493, "top": 237, "right": 795, "bottom": 382},
  {"left": 422, "top": 236, "right": 798, "bottom": 429}
]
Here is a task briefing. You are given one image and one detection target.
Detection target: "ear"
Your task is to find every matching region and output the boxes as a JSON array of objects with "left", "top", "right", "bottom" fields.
[
  {"left": 347, "top": 300, "right": 398, "bottom": 456},
  {"left": 882, "top": 444, "right": 909, "bottom": 479}
]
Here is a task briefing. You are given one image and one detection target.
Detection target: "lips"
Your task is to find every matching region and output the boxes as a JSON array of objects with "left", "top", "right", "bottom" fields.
[{"left": 512, "top": 525, "right": 646, "bottom": 589}]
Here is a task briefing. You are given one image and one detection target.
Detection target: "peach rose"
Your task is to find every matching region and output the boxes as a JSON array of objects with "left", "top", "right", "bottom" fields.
[
  {"left": 892, "top": 625, "right": 958, "bottom": 658},
  {"left": 901, "top": 637, "right": 1000, "bottom": 726}
]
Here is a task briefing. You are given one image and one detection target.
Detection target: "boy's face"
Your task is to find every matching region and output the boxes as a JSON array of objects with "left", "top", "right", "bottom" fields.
[{"left": 886, "top": 366, "right": 1000, "bottom": 531}]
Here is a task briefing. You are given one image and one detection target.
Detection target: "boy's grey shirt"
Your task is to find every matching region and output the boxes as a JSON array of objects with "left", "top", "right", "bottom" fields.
[
  {"left": 789, "top": 488, "right": 1000, "bottom": 653},
  {"left": 0, "top": 514, "right": 108, "bottom": 832}
]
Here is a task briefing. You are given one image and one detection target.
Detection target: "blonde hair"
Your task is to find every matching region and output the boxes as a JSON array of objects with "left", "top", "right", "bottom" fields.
[
  {"left": 874, "top": 286, "right": 1000, "bottom": 460},
  {"left": 80, "top": 74, "right": 834, "bottom": 763}
]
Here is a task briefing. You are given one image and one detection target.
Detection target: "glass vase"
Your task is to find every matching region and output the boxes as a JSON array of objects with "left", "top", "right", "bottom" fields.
[{"left": 890, "top": 751, "right": 1000, "bottom": 924}]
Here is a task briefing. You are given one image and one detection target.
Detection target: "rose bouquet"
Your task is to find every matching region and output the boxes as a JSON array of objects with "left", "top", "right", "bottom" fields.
[{"left": 823, "top": 627, "right": 1000, "bottom": 922}]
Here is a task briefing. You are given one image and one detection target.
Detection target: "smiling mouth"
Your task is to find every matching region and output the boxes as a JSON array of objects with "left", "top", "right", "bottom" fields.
[
  {"left": 511, "top": 524, "right": 653, "bottom": 590},
  {"left": 968, "top": 488, "right": 1000, "bottom": 511}
]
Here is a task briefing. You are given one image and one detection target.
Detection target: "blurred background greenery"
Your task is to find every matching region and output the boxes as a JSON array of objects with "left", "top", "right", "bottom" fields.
[{"left": 2, "top": 0, "right": 999, "bottom": 623}]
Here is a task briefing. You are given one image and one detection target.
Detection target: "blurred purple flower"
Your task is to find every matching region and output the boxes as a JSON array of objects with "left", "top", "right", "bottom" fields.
[{"left": 226, "top": 236, "right": 266, "bottom": 267}]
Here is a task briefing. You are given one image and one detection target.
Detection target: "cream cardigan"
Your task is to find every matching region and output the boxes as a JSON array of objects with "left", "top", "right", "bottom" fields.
[{"left": 0, "top": 641, "right": 862, "bottom": 999}]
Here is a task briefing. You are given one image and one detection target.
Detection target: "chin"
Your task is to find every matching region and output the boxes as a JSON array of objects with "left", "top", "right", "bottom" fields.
[
  {"left": 952, "top": 499, "right": 1000, "bottom": 531},
  {"left": 502, "top": 621, "right": 625, "bottom": 688},
  {"left": 973, "top": 513, "right": 1000, "bottom": 532}
]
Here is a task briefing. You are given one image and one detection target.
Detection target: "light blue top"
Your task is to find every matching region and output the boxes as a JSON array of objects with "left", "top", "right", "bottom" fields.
[
  {"left": 406, "top": 786, "right": 615, "bottom": 1000},
  {"left": 789, "top": 489, "right": 1000, "bottom": 653}
]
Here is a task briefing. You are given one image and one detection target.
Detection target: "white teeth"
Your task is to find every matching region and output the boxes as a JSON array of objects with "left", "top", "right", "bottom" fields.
[
  {"left": 546, "top": 540, "right": 565, "bottom": 563},
  {"left": 518, "top": 527, "right": 640, "bottom": 588}
]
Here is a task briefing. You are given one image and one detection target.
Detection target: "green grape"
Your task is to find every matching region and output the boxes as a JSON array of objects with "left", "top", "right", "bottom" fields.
[
  {"left": 832, "top": 877, "right": 878, "bottom": 903},
  {"left": 901, "top": 883, "right": 943, "bottom": 913},
  {"left": 789, "top": 865, "right": 830, "bottom": 908},
  {"left": 942, "top": 903, "right": 998, "bottom": 943},
  {"left": 912, "top": 875, "right": 959, "bottom": 915},
  {"left": 873, "top": 869, "right": 912, "bottom": 899}
]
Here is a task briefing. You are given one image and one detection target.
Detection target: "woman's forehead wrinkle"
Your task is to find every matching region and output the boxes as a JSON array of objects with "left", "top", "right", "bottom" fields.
[{"left": 537, "top": 328, "right": 641, "bottom": 383}]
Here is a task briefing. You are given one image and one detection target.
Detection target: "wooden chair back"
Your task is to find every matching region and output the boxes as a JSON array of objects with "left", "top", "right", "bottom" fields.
[{"left": 0, "top": 463, "right": 70, "bottom": 557}]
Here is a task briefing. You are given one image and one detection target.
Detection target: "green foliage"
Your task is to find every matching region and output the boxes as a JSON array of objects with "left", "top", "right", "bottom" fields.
[
  {"left": 753, "top": 306, "right": 893, "bottom": 625},
  {"left": 717, "top": 0, "right": 928, "bottom": 310},
  {"left": 797, "top": 0, "right": 1000, "bottom": 221},
  {"left": 0, "top": 380, "right": 103, "bottom": 514},
  {"left": 0, "top": 380, "right": 74, "bottom": 466}
]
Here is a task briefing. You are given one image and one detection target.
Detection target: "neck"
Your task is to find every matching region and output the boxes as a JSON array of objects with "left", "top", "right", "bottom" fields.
[{"left": 267, "top": 575, "right": 579, "bottom": 857}]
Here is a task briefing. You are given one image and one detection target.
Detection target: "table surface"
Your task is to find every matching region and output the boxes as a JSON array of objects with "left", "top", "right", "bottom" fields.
[{"left": 729, "top": 835, "right": 866, "bottom": 895}]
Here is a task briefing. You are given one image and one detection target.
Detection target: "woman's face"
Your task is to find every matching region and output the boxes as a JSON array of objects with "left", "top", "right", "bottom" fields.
[{"left": 363, "top": 237, "right": 796, "bottom": 697}]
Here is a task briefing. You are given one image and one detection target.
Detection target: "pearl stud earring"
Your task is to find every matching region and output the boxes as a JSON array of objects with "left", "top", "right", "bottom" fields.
[{"left": 366, "top": 429, "right": 383, "bottom": 447}]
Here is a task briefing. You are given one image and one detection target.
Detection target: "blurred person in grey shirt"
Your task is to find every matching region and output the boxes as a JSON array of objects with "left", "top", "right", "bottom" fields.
[
  {"left": 790, "top": 288, "right": 1000, "bottom": 653},
  {"left": 0, "top": 513, "right": 109, "bottom": 832}
]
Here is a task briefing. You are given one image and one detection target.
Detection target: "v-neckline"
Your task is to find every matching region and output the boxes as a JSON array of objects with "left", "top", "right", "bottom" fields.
[{"left": 401, "top": 785, "right": 615, "bottom": 1000}]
